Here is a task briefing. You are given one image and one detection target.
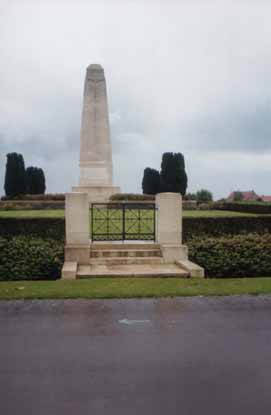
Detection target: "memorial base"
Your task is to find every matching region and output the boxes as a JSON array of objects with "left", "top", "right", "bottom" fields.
[
  {"left": 72, "top": 185, "right": 121, "bottom": 204},
  {"left": 160, "top": 243, "right": 188, "bottom": 263}
]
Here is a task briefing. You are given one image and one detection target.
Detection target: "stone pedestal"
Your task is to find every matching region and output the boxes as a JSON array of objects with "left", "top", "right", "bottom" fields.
[
  {"left": 156, "top": 192, "right": 183, "bottom": 244},
  {"left": 156, "top": 192, "right": 187, "bottom": 262},
  {"left": 65, "top": 192, "right": 89, "bottom": 244},
  {"left": 155, "top": 192, "right": 204, "bottom": 277},
  {"left": 62, "top": 192, "right": 90, "bottom": 279},
  {"left": 72, "top": 185, "right": 121, "bottom": 204}
]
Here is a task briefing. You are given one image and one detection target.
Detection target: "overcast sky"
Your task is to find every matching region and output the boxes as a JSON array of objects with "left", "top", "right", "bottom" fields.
[{"left": 1, "top": 0, "right": 271, "bottom": 199}]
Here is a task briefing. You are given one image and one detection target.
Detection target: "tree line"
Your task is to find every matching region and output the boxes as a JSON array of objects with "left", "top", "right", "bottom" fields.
[
  {"left": 4, "top": 153, "right": 46, "bottom": 197},
  {"left": 185, "top": 189, "right": 213, "bottom": 203},
  {"left": 142, "top": 152, "right": 213, "bottom": 202}
]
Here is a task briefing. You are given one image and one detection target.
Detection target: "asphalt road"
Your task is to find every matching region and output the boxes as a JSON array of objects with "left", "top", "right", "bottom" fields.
[{"left": 1, "top": 296, "right": 271, "bottom": 414}]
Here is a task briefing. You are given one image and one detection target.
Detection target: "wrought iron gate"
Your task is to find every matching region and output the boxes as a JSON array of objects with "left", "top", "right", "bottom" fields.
[{"left": 91, "top": 202, "right": 156, "bottom": 241}]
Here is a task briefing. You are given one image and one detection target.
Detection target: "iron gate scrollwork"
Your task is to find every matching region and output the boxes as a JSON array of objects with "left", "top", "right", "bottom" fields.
[{"left": 91, "top": 202, "right": 156, "bottom": 241}]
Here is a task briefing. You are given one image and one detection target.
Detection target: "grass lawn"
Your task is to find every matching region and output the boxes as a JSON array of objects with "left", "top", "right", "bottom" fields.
[
  {"left": 1, "top": 278, "right": 271, "bottom": 300},
  {"left": 185, "top": 210, "right": 261, "bottom": 217},
  {"left": 0, "top": 209, "right": 261, "bottom": 218},
  {"left": 0, "top": 209, "right": 65, "bottom": 218}
]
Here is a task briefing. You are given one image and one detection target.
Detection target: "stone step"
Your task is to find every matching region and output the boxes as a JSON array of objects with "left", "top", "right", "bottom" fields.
[
  {"left": 91, "top": 249, "right": 162, "bottom": 258},
  {"left": 77, "top": 264, "right": 189, "bottom": 279},
  {"left": 91, "top": 243, "right": 160, "bottom": 250},
  {"left": 176, "top": 260, "right": 205, "bottom": 278},
  {"left": 90, "top": 256, "right": 163, "bottom": 266}
]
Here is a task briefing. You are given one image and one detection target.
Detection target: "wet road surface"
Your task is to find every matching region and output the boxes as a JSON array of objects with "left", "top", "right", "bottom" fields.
[{"left": 1, "top": 296, "right": 271, "bottom": 414}]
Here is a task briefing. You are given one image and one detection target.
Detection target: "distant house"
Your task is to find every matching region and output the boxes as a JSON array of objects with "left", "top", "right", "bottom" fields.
[
  {"left": 227, "top": 190, "right": 260, "bottom": 202},
  {"left": 261, "top": 195, "right": 271, "bottom": 203}
]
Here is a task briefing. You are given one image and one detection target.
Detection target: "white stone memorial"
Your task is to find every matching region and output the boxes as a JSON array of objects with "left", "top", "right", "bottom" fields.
[
  {"left": 62, "top": 64, "right": 204, "bottom": 279},
  {"left": 72, "top": 64, "right": 120, "bottom": 202}
]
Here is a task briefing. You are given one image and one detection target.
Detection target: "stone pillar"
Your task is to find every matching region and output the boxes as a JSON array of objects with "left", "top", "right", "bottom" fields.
[
  {"left": 79, "top": 64, "right": 113, "bottom": 186},
  {"left": 72, "top": 64, "right": 121, "bottom": 202},
  {"left": 156, "top": 193, "right": 187, "bottom": 262},
  {"left": 63, "top": 193, "right": 90, "bottom": 278},
  {"left": 156, "top": 192, "right": 182, "bottom": 244},
  {"left": 66, "top": 192, "right": 89, "bottom": 244}
]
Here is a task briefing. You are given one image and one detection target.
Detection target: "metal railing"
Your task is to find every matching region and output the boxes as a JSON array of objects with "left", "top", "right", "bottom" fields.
[{"left": 90, "top": 202, "right": 156, "bottom": 241}]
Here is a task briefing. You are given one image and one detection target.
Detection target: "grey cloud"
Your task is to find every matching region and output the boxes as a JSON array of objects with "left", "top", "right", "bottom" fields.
[
  {"left": 1, "top": 0, "right": 271, "bottom": 199},
  {"left": 182, "top": 103, "right": 271, "bottom": 153}
]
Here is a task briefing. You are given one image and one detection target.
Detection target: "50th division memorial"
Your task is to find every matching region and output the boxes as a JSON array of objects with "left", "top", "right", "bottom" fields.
[
  {"left": 62, "top": 64, "right": 204, "bottom": 280},
  {"left": 2, "top": 4, "right": 271, "bottom": 415}
]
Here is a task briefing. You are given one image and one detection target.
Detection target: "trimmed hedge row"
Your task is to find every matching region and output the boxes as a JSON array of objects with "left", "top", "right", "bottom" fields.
[
  {"left": 188, "top": 233, "right": 271, "bottom": 278},
  {"left": 109, "top": 194, "right": 198, "bottom": 210},
  {"left": 110, "top": 193, "right": 155, "bottom": 201},
  {"left": 213, "top": 202, "right": 271, "bottom": 214},
  {"left": 0, "top": 233, "right": 270, "bottom": 280},
  {"left": 1, "top": 216, "right": 271, "bottom": 241},
  {"left": 0, "top": 201, "right": 64, "bottom": 210},
  {"left": 0, "top": 236, "right": 64, "bottom": 281},
  {"left": 182, "top": 216, "right": 271, "bottom": 240},
  {"left": 0, "top": 218, "right": 65, "bottom": 239},
  {"left": 1, "top": 193, "right": 65, "bottom": 201}
]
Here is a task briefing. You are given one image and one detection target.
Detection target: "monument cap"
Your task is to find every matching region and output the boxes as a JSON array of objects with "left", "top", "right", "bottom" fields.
[{"left": 86, "top": 63, "right": 105, "bottom": 81}]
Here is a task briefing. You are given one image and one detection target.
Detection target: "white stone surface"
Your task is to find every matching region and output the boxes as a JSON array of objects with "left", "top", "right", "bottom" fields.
[
  {"left": 65, "top": 244, "right": 90, "bottom": 265},
  {"left": 176, "top": 260, "right": 205, "bottom": 278},
  {"left": 156, "top": 193, "right": 187, "bottom": 263},
  {"left": 161, "top": 244, "right": 188, "bottom": 262},
  {"left": 155, "top": 193, "right": 205, "bottom": 275},
  {"left": 72, "top": 185, "right": 121, "bottom": 203},
  {"left": 156, "top": 192, "right": 182, "bottom": 244},
  {"left": 61, "top": 261, "right": 77, "bottom": 279},
  {"left": 79, "top": 166, "right": 110, "bottom": 185},
  {"left": 65, "top": 192, "right": 89, "bottom": 245},
  {"left": 79, "top": 64, "right": 114, "bottom": 187}
]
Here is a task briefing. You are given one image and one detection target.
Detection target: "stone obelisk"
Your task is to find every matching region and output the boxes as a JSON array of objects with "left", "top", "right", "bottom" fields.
[{"left": 72, "top": 64, "right": 120, "bottom": 201}]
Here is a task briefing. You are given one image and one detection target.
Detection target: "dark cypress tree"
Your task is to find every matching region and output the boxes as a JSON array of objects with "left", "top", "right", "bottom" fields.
[
  {"left": 142, "top": 167, "right": 160, "bottom": 195},
  {"left": 174, "top": 153, "right": 188, "bottom": 196},
  {"left": 160, "top": 152, "right": 188, "bottom": 196},
  {"left": 26, "top": 167, "right": 38, "bottom": 194},
  {"left": 4, "top": 153, "right": 26, "bottom": 197},
  {"left": 160, "top": 152, "right": 175, "bottom": 192},
  {"left": 26, "top": 167, "right": 46, "bottom": 194},
  {"left": 38, "top": 168, "right": 46, "bottom": 194}
]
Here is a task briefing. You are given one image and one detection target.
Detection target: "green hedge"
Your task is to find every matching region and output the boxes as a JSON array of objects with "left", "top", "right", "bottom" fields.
[
  {"left": 0, "top": 236, "right": 64, "bottom": 281},
  {"left": 110, "top": 194, "right": 198, "bottom": 209},
  {"left": 0, "top": 233, "right": 270, "bottom": 280},
  {"left": 213, "top": 201, "right": 271, "bottom": 214},
  {"left": 0, "top": 201, "right": 64, "bottom": 210},
  {"left": 110, "top": 193, "right": 155, "bottom": 201},
  {"left": 1, "top": 216, "right": 271, "bottom": 241},
  {"left": 188, "top": 233, "right": 271, "bottom": 278},
  {"left": 0, "top": 218, "right": 65, "bottom": 239},
  {"left": 1, "top": 193, "right": 65, "bottom": 201},
  {"left": 182, "top": 216, "right": 271, "bottom": 240}
]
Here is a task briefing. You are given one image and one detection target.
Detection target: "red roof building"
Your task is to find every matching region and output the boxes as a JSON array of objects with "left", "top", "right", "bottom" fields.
[
  {"left": 261, "top": 196, "right": 271, "bottom": 202},
  {"left": 227, "top": 190, "right": 260, "bottom": 201}
]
